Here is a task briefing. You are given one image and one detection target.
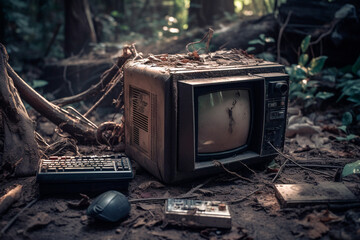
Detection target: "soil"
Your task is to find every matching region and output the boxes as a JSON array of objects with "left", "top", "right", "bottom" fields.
[{"left": 1, "top": 106, "right": 360, "bottom": 240}]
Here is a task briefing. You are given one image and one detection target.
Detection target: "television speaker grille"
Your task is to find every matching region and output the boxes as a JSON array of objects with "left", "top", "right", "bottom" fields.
[{"left": 130, "top": 86, "right": 156, "bottom": 157}]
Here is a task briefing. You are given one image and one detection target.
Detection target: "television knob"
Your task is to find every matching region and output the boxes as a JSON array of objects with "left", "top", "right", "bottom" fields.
[{"left": 275, "top": 82, "right": 288, "bottom": 95}]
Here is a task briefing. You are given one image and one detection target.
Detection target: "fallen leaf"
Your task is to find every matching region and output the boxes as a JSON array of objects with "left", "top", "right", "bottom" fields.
[
  {"left": 64, "top": 211, "right": 82, "bottom": 218},
  {"left": 145, "top": 219, "right": 162, "bottom": 228},
  {"left": 150, "top": 231, "right": 177, "bottom": 240},
  {"left": 67, "top": 193, "right": 90, "bottom": 209},
  {"left": 222, "top": 227, "right": 249, "bottom": 240},
  {"left": 295, "top": 135, "right": 316, "bottom": 149},
  {"left": 26, "top": 212, "right": 52, "bottom": 232},
  {"left": 80, "top": 215, "right": 88, "bottom": 225},
  {"left": 54, "top": 201, "right": 68, "bottom": 212},
  {"left": 138, "top": 181, "right": 165, "bottom": 191},
  {"left": 297, "top": 210, "right": 341, "bottom": 239},
  {"left": 319, "top": 210, "right": 342, "bottom": 223},
  {"left": 137, "top": 203, "right": 158, "bottom": 211},
  {"left": 133, "top": 218, "right": 147, "bottom": 228},
  {"left": 195, "top": 189, "right": 214, "bottom": 196},
  {"left": 286, "top": 123, "right": 321, "bottom": 138}
]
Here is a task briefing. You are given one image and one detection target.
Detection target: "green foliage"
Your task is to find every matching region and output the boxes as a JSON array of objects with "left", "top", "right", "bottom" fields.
[
  {"left": 300, "top": 35, "right": 311, "bottom": 53},
  {"left": 315, "top": 91, "right": 334, "bottom": 100},
  {"left": 336, "top": 134, "right": 357, "bottom": 141},
  {"left": 31, "top": 80, "right": 48, "bottom": 89},
  {"left": 308, "top": 56, "right": 328, "bottom": 75},
  {"left": 299, "top": 54, "right": 309, "bottom": 67},
  {"left": 342, "top": 112, "right": 353, "bottom": 126},
  {"left": 267, "top": 159, "right": 280, "bottom": 170},
  {"left": 246, "top": 34, "right": 275, "bottom": 53},
  {"left": 337, "top": 57, "right": 360, "bottom": 106},
  {"left": 342, "top": 160, "right": 360, "bottom": 177},
  {"left": 287, "top": 35, "right": 329, "bottom": 105},
  {"left": 3, "top": 0, "right": 64, "bottom": 66},
  {"left": 351, "top": 56, "right": 360, "bottom": 76}
]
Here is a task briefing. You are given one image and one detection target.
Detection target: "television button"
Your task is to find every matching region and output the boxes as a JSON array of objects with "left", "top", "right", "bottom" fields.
[{"left": 270, "top": 111, "right": 285, "bottom": 120}]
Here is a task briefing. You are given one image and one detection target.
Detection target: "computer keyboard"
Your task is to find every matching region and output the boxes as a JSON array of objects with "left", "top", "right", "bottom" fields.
[{"left": 37, "top": 154, "right": 134, "bottom": 194}]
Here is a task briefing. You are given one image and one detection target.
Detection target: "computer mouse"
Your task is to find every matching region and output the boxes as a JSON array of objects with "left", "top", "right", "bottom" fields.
[{"left": 87, "top": 190, "right": 131, "bottom": 222}]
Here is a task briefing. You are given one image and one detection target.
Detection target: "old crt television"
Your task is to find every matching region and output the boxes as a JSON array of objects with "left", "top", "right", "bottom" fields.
[{"left": 124, "top": 53, "right": 288, "bottom": 183}]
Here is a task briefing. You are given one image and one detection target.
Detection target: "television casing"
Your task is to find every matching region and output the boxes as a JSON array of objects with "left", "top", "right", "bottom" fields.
[{"left": 124, "top": 60, "right": 288, "bottom": 183}]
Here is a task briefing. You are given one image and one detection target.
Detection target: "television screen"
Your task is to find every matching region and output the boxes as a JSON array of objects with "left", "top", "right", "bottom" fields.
[{"left": 197, "top": 89, "right": 251, "bottom": 154}]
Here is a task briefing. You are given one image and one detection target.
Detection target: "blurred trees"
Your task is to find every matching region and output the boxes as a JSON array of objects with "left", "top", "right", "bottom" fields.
[
  {"left": 64, "top": 0, "right": 97, "bottom": 57},
  {"left": 188, "top": 0, "right": 234, "bottom": 28},
  {"left": 1, "top": 0, "right": 282, "bottom": 66}
]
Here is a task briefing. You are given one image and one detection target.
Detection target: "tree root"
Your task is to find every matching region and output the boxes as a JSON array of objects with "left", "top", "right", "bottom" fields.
[
  {"left": 7, "top": 63, "right": 97, "bottom": 143},
  {"left": 0, "top": 43, "right": 40, "bottom": 176}
]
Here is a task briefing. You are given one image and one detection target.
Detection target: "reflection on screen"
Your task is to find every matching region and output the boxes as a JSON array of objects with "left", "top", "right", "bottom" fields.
[{"left": 197, "top": 89, "right": 250, "bottom": 153}]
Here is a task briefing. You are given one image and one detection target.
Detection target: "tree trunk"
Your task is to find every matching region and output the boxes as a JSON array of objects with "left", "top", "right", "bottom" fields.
[
  {"left": 0, "top": 1, "right": 5, "bottom": 44},
  {"left": 64, "top": 0, "right": 97, "bottom": 57},
  {"left": 0, "top": 44, "right": 39, "bottom": 176},
  {"left": 188, "top": 0, "right": 234, "bottom": 28}
]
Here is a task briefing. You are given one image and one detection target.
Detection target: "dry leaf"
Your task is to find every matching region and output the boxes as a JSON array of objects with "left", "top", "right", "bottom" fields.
[
  {"left": 67, "top": 193, "right": 90, "bottom": 209},
  {"left": 138, "top": 181, "right": 165, "bottom": 191},
  {"left": 150, "top": 231, "right": 177, "bottom": 240},
  {"left": 298, "top": 210, "right": 341, "bottom": 239},
  {"left": 54, "top": 201, "right": 68, "bottom": 212},
  {"left": 133, "top": 217, "right": 147, "bottom": 228},
  {"left": 137, "top": 203, "right": 158, "bottom": 211},
  {"left": 286, "top": 123, "right": 321, "bottom": 138},
  {"left": 26, "top": 212, "right": 52, "bottom": 232}
]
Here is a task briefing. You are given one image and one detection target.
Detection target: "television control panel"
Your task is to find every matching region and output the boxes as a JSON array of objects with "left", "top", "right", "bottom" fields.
[{"left": 261, "top": 75, "right": 289, "bottom": 155}]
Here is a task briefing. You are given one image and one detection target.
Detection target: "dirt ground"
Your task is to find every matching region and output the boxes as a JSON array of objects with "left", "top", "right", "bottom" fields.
[{"left": 1, "top": 106, "right": 360, "bottom": 240}]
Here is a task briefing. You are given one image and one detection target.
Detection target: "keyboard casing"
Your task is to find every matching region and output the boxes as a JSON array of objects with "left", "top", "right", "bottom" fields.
[{"left": 36, "top": 154, "right": 134, "bottom": 194}]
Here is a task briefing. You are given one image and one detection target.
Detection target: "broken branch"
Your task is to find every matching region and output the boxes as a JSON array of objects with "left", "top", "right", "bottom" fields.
[
  {"left": 267, "top": 142, "right": 333, "bottom": 177},
  {"left": 0, "top": 185, "right": 22, "bottom": 215},
  {"left": 6, "top": 63, "right": 97, "bottom": 143},
  {"left": 52, "top": 46, "right": 134, "bottom": 107}
]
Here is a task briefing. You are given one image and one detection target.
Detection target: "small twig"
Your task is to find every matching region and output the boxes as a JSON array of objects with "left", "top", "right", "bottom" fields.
[
  {"left": 286, "top": 164, "right": 342, "bottom": 169},
  {"left": 186, "top": 28, "right": 214, "bottom": 53},
  {"left": 267, "top": 142, "right": 333, "bottom": 177},
  {"left": 228, "top": 189, "right": 260, "bottom": 204},
  {"left": 129, "top": 178, "right": 213, "bottom": 203},
  {"left": 52, "top": 46, "right": 134, "bottom": 107},
  {"left": 213, "top": 160, "right": 254, "bottom": 183},
  {"left": 272, "top": 159, "right": 289, "bottom": 183},
  {"left": 44, "top": 23, "right": 61, "bottom": 58},
  {"left": 239, "top": 161, "right": 257, "bottom": 175},
  {"left": 84, "top": 73, "right": 123, "bottom": 117},
  {"left": 65, "top": 106, "right": 97, "bottom": 129},
  {"left": 180, "top": 177, "right": 214, "bottom": 198},
  {"left": 96, "top": 121, "right": 123, "bottom": 145},
  {"left": 277, "top": 11, "right": 292, "bottom": 62},
  {"left": 1, "top": 198, "right": 39, "bottom": 234},
  {"left": 63, "top": 65, "right": 74, "bottom": 96},
  {"left": 35, "top": 132, "right": 50, "bottom": 147},
  {"left": 309, "top": 20, "right": 338, "bottom": 47}
]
